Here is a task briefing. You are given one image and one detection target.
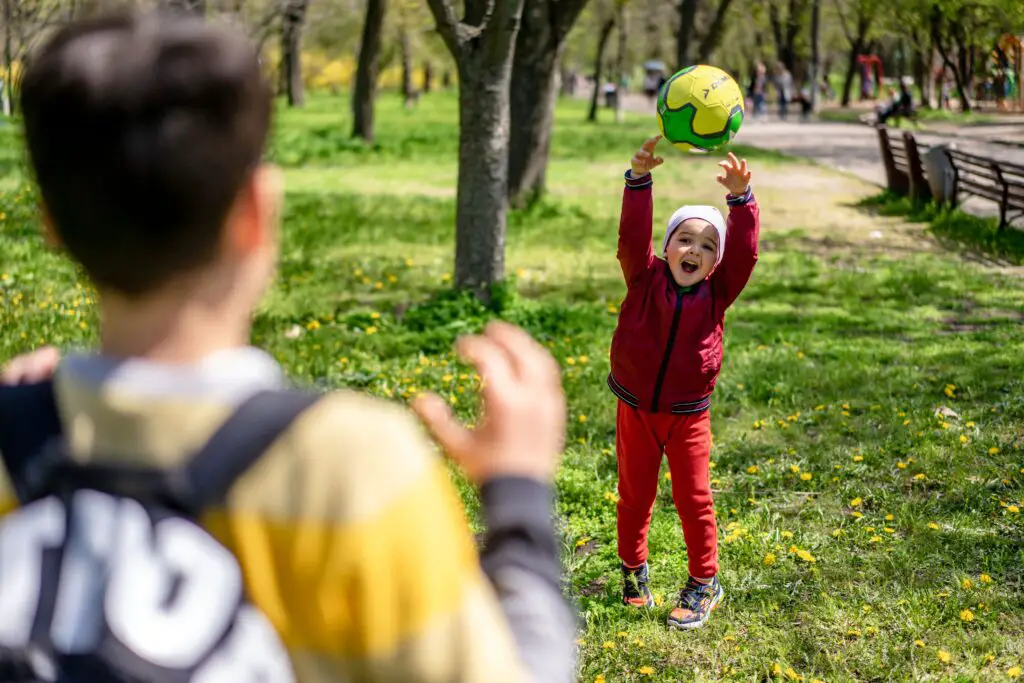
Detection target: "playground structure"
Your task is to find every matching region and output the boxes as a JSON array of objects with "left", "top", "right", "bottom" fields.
[
  {"left": 857, "top": 54, "right": 885, "bottom": 100},
  {"left": 995, "top": 34, "right": 1023, "bottom": 112}
]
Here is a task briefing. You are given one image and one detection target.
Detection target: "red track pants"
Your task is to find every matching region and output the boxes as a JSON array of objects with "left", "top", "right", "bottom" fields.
[{"left": 615, "top": 401, "right": 718, "bottom": 578}]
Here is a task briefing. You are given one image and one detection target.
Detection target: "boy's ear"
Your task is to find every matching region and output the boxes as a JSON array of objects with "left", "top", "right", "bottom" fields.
[
  {"left": 226, "top": 163, "right": 283, "bottom": 254},
  {"left": 39, "top": 204, "right": 63, "bottom": 249}
]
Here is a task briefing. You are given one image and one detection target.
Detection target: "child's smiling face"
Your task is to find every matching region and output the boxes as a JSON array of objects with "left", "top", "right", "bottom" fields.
[{"left": 664, "top": 218, "right": 720, "bottom": 287}]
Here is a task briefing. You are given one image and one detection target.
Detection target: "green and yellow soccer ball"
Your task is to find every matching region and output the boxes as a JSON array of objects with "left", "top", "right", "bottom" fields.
[{"left": 657, "top": 65, "right": 744, "bottom": 153}]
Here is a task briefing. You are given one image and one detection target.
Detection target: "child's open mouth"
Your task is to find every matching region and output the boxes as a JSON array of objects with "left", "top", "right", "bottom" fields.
[{"left": 680, "top": 261, "right": 699, "bottom": 274}]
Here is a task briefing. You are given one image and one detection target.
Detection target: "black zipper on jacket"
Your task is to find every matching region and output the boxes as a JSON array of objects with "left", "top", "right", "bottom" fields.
[{"left": 650, "top": 284, "right": 686, "bottom": 411}]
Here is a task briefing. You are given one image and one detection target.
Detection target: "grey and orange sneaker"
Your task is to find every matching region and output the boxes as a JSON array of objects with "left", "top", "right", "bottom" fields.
[
  {"left": 621, "top": 562, "right": 655, "bottom": 608},
  {"left": 667, "top": 576, "right": 724, "bottom": 630}
]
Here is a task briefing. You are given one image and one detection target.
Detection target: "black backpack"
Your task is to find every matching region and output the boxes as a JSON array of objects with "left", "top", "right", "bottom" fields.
[{"left": 0, "top": 381, "right": 319, "bottom": 683}]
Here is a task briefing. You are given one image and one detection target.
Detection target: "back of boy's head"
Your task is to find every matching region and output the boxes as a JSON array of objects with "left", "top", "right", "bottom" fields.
[{"left": 20, "top": 11, "right": 272, "bottom": 297}]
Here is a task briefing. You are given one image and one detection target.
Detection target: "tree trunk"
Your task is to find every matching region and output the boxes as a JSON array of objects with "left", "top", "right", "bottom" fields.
[
  {"left": 426, "top": 0, "right": 526, "bottom": 299},
  {"left": 508, "top": 30, "right": 561, "bottom": 207},
  {"left": 3, "top": 0, "right": 12, "bottom": 117},
  {"left": 931, "top": 8, "right": 970, "bottom": 113},
  {"left": 588, "top": 17, "right": 615, "bottom": 122},
  {"left": 507, "top": 0, "right": 591, "bottom": 206},
  {"left": 695, "top": 0, "right": 736, "bottom": 63},
  {"left": 423, "top": 61, "right": 433, "bottom": 93},
  {"left": 676, "top": 0, "right": 700, "bottom": 69},
  {"left": 841, "top": 38, "right": 862, "bottom": 107},
  {"left": 614, "top": 0, "right": 626, "bottom": 123},
  {"left": 352, "top": 0, "right": 387, "bottom": 140},
  {"left": 808, "top": 0, "right": 820, "bottom": 113},
  {"left": 400, "top": 27, "right": 415, "bottom": 107},
  {"left": 281, "top": 0, "right": 309, "bottom": 108},
  {"left": 453, "top": 65, "right": 513, "bottom": 294}
]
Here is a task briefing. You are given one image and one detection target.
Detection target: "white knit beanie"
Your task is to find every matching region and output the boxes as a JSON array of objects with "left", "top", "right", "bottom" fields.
[{"left": 662, "top": 205, "right": 727, "bottom": 268}]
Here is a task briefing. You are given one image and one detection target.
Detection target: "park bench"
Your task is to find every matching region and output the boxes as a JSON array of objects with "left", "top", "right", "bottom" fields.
[
  {"left": 941, "top": 148, "right": 1024, "bottom": 230},
  {"left": 876, "top": 125, "right": 931, "bottom": 203}
]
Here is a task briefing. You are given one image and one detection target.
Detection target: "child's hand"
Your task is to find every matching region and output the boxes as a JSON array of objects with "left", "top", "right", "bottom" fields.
[
  {"left": 716, "top": 152, "right": 751, "bottom": 195},
  {"left": 631, "top": 136, "right": 664, "bottom": 178}
]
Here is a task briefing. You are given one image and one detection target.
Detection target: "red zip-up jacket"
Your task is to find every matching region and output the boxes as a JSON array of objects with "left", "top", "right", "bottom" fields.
[{"left": 607, "top": 170, "right": 760, "bottom": 414}]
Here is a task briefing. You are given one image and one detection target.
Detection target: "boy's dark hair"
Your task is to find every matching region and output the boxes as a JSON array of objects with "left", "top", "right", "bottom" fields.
[{"left": 20, "top": 11, "right": 272, "bottom": 297}]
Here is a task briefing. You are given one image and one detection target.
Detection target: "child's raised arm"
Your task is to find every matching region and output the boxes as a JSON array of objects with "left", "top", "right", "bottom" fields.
[
  {"left": 711, "top": 153, "right": 759, "bottom": 310},
  {"left": 618, "top": 136, "right": 663, "bottom": 286}
]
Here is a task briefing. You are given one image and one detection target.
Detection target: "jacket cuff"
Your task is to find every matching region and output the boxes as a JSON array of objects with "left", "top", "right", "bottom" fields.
[
  {"left": 726, "top": 186, "right": 754, "bottom": 205},
  {"left": 479, "top": 477, "right": 560, "bottom": 589},
  {"left": 624, "top": 169, "right": 653, "bottom": 190}
]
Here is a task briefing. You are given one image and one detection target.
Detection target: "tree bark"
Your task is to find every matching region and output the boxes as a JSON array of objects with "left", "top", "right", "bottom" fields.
[
  {"left": 694, "top": 0, "right": 736, "bottom": 63},
  {"left": 930, "top": 7, "right": 970, "bottom": 112},
  {"left": 281, "top": 0, "right": 309, "bottom": 108},
  {"left": 423, "top": 61, "right": 433, "bottom": 93},
  {"left": 507, "top": 0, "right": 591, "bottom": 207},
  {"left": 808, "top": 0, "right": 820, "bottom": 112},
  {"left": 400, "top": 27, "right": 415, "bottom": 107},
  {"left": 841, "top": 38, "right": 862, "bottom": 107},
  {"left": 3, "top": 0, "right": 12, "bottom": 117},
  {"left": 614, "top": 0, "right": 626, "bottom": 123},
  {"left": 426, "top": 0, "right": 527, "bottom": 297},
  {"left": 352, "top": 0, "right": 387, "bottom": 140},
  {"left": 588, "top": 17, "right": 615, "bottom": 123},
  {"left": 676, "top": 0, "right": 700, "bottom": 68}
]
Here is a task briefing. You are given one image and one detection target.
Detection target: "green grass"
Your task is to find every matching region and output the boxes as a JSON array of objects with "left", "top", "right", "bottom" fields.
[
  {"left": 3, "top": 92, "right": 1024, "bottom": 682},
  {"left": 859, "top": 191, "right": 1024, "bottom": 266}
]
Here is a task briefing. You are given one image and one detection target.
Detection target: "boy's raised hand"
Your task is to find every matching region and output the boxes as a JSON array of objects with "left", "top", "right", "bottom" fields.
[
  {"left": 412, "top": 321, "right": 566, "bottom": 484},
  {"left": 631, "top": 135, "right": 664, "bottom": 178},
  {"left": 1, "top": 345, "right": 61, "bottom": 385},
  {"left": 716, "top": 152, "right": 751, "bottom": 196}
]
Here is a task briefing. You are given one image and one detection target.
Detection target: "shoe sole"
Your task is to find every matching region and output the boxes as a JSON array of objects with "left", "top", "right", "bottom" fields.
[{"left": 666, "top": 591, "right": 724, "bottom": 631}]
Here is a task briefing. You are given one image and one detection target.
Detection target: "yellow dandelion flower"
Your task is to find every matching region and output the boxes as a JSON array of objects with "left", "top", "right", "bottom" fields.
[
  {"left": 579, "top": 355, "right": 590, "bottom": 364},
  {"left": 850, "top": 497, "right": 863, "bottom": 507},
  {"left": 965, "top": 421, "right": 976, "bottom": 427},
  {"left": 914, "top": 473, "right": 926, "bottom": 481},
  {"left": 1008, "top": 666, "right": 1022, "bottom": 679},
  {"left": 800, "top": 472, "right": 812, "bottom": 481},
  {"left": 885, "top": 514, "right": 894, "bottom": 521},
  {"left": 962, "top": 578, "right": 973, "bottom": 590},
  {"left": 979, "top": 573, "right": 993, "bottom": 584},
  {"left": 1007, "top": 505, "right": 1020, "bottom": 514},
  {"left": 790, "top": 465, "right": 801, "bottom": 473},
  {"left": 870, "top": 535, "right": 882, "bottom": 543},
  {"left": 594, "top": 676, "right": 606, "bottom": 683},
  {"left": 763, "top": 553, "right": 777, "bottom": 566},
  {"left": 852, "top": 454, "right": 864, "bottom": 462},
  {"left": 897, "top": 462, "right": 907, "bottom": 469},
  {"left": 638, "top": 667, "right": 655, "bottom": 676},
  {"left": 747, "top": 465, "right": 760, "bottom": 474},
  {"left": 782, "top": 530, "right": 794, "bottom": 539},
  {"left": 884, "top": 527, "right": 896, "bottom": 534},
  {"left": 365, "top": 326, "right": 378, "bottom": 335},
  {"left": 601, "top": 641, "right": 615, "bottom": 650},
  {"left": 937, "top": 650, "right": 951, "bottom": 664},
  {"left": 796, "top": 549, "right": 816, "bottom": 563},
  {"left": 989, "top": 447, "right": 1000, "bottom": 455},
  {"left": 578, "top": 414, "right": 587, "bottom": 423},
  {"left": 852, "top": 511, "right": 863, "bottom": 519},
  {"left": 783, "top": 667, "right": 801, "bottom": 681},
  {"left": 960, "top": 609, "right": 974, "bottom": 622},
  {"left": 928, "top": 522, "right": 939, "bottom": 530},
  {"left": 914, "top": 639, "right": 925, "bottom": 648}
]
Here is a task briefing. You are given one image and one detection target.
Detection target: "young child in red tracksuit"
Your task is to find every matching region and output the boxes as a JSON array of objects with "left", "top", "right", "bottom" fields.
[{"left": 609, "top": 135, "right": 759, "bottom": 630}]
